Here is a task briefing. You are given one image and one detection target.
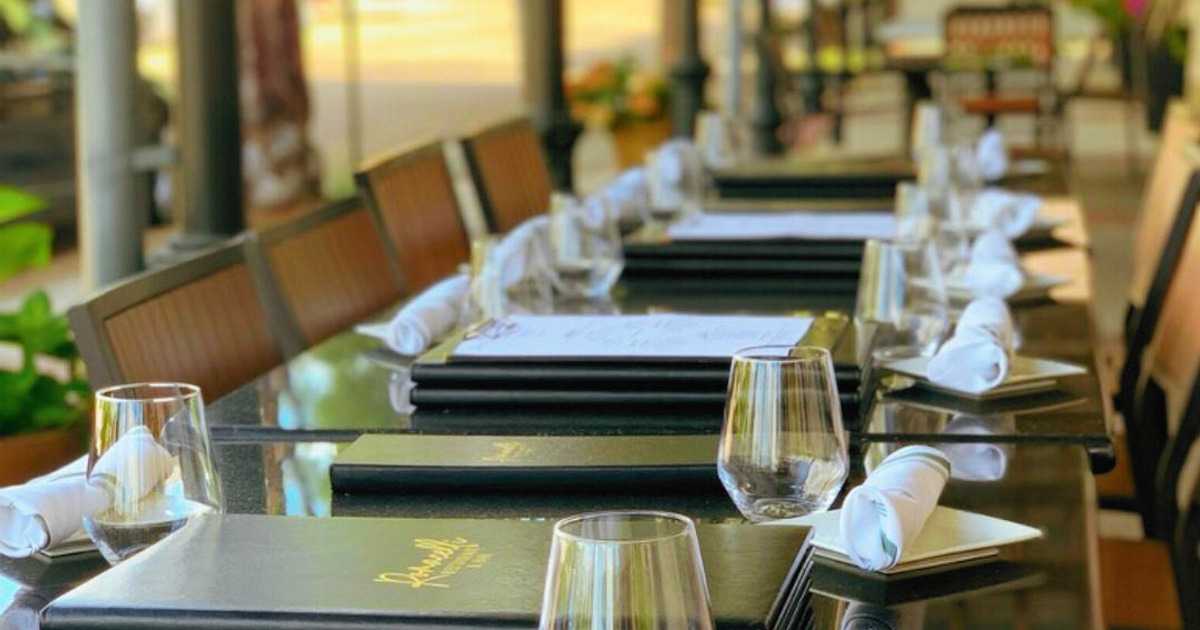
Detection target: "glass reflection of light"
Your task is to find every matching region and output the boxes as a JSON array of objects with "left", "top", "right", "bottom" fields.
[
  {"left": 0, "top": 575, "right": 22, "bottom": 615},
  {"left": 280, "top": 443, "right": 338, "bottom": 517}
]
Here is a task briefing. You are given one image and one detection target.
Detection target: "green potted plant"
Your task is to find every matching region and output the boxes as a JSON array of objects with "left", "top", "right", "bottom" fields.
[
  {"left": 566, "top": 55, "right": 672, "bottom": 168},
  {"left": 0, "top": 185, "right": 90, "bottom": 485}
]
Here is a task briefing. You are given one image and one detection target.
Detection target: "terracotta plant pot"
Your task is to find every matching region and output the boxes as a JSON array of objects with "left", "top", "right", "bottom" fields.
[
  {"left": 612, "top": 118, "right": 672, "bottom": 169},
  {"left": 0, "top": 426, "right": 86, "bottom": 486}
]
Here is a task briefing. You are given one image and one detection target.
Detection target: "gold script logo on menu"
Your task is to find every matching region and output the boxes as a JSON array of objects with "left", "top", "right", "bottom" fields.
[
  {"left": 481, "top": 440, "right": 531, "bottom": 462},
  {"left": 375, "top": 538, "right": 491, "bottom": 589}
]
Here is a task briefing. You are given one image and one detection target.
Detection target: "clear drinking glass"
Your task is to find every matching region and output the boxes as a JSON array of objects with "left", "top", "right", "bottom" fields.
[
  {"left": 539, "top": 511, "right": 714, "bottom": 630},
  {"left": 646, "top": 145, "right": 706, "bottom": 222},
  {"left": 718, "top": 346, "right": 849, "bottom": 521},
  {"left": 856, "top": 241, "right": 951, "bottom": 358},
  {"left": 84, "top": 383, "right": 224, "bottom": 564},
  {"left": 549, "top": 194, "right": 624, "bottom": 298}
]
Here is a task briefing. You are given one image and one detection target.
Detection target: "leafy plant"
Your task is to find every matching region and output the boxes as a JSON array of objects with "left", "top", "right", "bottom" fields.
[
  {"left": 0, "top": 186, "right": 89, "bottom": 437},
  {"left": 566, "top": 55, "right": 670, "bottom": 130}
]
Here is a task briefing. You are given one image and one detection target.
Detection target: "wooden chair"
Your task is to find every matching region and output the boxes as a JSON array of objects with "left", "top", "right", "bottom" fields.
[
  {"left": 461, "top": 117, "right": 553, "bottom": 233},
  {"left": 68, "top": 238, "right": 299, "bottom": 402},
  {"left": 941, "top": 5, "right": 1055, "bottom": 146},
  {"left": 248, "top": 197, "right": 404, "bottom": 347},
  {"left": 355, "top": 140, "right": 472, "bottom": 293},
  {"left": 1176, "top": 430, "right": 1200, "bottom": 629}
]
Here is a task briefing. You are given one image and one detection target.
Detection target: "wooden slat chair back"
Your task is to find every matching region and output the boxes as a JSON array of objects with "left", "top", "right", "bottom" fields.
[
  {"left": 461, "top": 117, "right": 553, "bottom": 233},
  {"left": 355, "top": 140, "right": 472, "bottom": 293},
  {"left": 68, "top": 238, "right": 298, "bottom": 402},
  {"left": 1128, "top": 102, "right": 1200, "bottom": 330},
  {"left": 249, "top": 197, "right": 404, "bottom": 347}
]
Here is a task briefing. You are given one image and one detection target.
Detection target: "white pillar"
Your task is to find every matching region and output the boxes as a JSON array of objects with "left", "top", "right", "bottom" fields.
[
  {"left": 75, "top": 0, "right": 144, "bottom": 290},
  {"left": 725, "top": 0, "right": 743, "bottom": 116}
]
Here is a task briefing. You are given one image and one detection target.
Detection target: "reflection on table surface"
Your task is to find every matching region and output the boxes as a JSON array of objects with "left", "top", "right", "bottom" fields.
[
  {"left": 206, "top": 286, "right": 1110, "bottom": 450},
  {"left": 0, "top": 440, "right": 1097, "bottom": 629}
]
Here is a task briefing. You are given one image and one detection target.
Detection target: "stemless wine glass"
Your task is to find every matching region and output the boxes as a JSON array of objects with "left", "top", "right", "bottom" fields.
[
  {"left": 856, "top": 240, "right": 950, "bottom": 358},
  {"left": 539, "top": 511, "right": 714, "bottom": 630},
  {"left": 84, "top": 383, "right": 224, "bottom": 564},
  {"left": 718, "top": 346, "right": 849, "bottom": 521}
]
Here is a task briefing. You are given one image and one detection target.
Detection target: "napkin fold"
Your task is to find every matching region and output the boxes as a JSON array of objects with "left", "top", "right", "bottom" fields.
[
  {"left": 358, "top": 274, "right": 470, "bottom": 355},
  {"left": 0, "top": 426, "right": 175, "bottom": 558},
  {"left": 936, "top": 414, "right": 1015, "bottom": 482},
  {"left": 585, "top": 168, "right": 648, "bottom": 226},
  {"left": 971, "top": 189, "right": 1041, "bottom": 238},
  {"left": 965, "top": 231, "right": 1024, "bottom": 298},
  {"left": 926, "top": 297, "right": 1016, "bottom": 394},
  {"left": 839, "top": 445, "right": 952, "bottom": 571},
  {"left": 974, "top": 129, "right": 1008, "bottom": 182}
]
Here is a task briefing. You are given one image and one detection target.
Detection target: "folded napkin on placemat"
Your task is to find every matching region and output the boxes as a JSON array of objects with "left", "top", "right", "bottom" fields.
[
  {"left": 971, "top": 189, "right": 1040, "bottom": 238},
  {"left": 586, "top": 167, "right": 648, "bottom": 226},
  {"left": 0, "top": 427, "right": 173, "bottom": 558},
  {"left": 974, "top": 129, "right": 1008, "bottom": 182},
  {"left": 926, "top": 298, "right": 1015, "bottom": 394},
  {"left": 356, "top": 274, "right": 469, "bottom": 355},
  {"left": 42, "top": 514, "right": 815, "bottom": 630},
  {"left": 839, "top": 446, "right": 951, "bottom": 571},
  {"left": 964, "top": 231, "right": 1024, "bottom": 299}
]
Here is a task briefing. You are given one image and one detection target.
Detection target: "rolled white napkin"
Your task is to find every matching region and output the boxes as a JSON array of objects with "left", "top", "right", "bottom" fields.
[
  {"left": 839, "top": 445, "right": 952, "bottom": 571},
  {"left": 587, "top": 168, "right": 648, "bottom": 225},
  {"left": 971, "top": 189, "right": 1040, "bottom": 238},
  {"left": 965, "top": 230, "right": 1024, "bottom": 298},
  {"left": 492, "top": 214, "right": 552, "bottom": 287},
  {"left": 974, "top": 129, "right": 1008, "bottom": 182},
  {"left": 0, "top": 426, "right": 175, "bottom": 558},
  {"left": 936, "top": 414, "right": 1015, "bottom": 482},
  {"left": 358, "top": 274, "right": 470, "bottom": 355},
  {"left": 926, "top": 297, "right": 1016, "bottom": 394}
]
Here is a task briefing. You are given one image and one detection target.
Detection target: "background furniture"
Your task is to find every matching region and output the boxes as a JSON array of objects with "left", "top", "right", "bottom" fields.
[{"left": 461, "top": 117, "right": 553, "bottom": 233}]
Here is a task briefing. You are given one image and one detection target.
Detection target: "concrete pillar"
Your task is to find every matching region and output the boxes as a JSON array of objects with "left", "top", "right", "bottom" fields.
[
  {"left": 724, "top": 0, "right": 743, "bottom": 116},
  {"left": 174, "top": 0, "right": 244, "bottom": 249},
  {"left": 752, "top": 0, "right": 784, "bottom": 154},
  {"left": 670, "top": 0, "right": 711, "bottom": 137},
  {"left": 518, "top": 0, "right": 581, "bottom": 191},
  {"left": 75, "top": 0, "right": 144, "bottom": 289}
]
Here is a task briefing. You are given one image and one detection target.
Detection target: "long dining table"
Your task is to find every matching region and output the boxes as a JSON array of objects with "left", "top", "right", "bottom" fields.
[{"left": 1, "top": 157, "right": 1113, "bottom": 630}]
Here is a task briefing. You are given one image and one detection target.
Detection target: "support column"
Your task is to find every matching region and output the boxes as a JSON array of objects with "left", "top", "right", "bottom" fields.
[
  {"left": 670, "top": 0, "right": 711, "bottom": 137},
  {"left": 75, "top": 0, "right": 144, "bottom": 290},
  {"left": 174, "top": 0, "right": 244, "bottom": 249},
  {"left": 724, "top": 0, "right": 743, "bottom": 117},
  {"left": 752, "top": 0, "right": 784, "bottom": 154},
  {"left": 518, "top": 0, "right": 581, "bottom": 192}
]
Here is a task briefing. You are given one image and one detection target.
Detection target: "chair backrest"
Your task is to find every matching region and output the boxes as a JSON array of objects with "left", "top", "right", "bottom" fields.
[
  {"left": 943, "top": 5, "right": 1054, "bottom": 70},
  {"left": 1129, "top": 102, "right": 1200, "bottom": 323},
  {"left": 461, "top": 117, "right": 553, "bottom": 233},
  {"left": 249, "top": 197, "right": 404, "bottom": 347},
  {"left": 355, "top": 140, "right": 472, "bottom": 293},
  {"left": 1127, "top": 201, "right": 1200, "bottom": 536},
  {"left": 68, "top": 238, "right": 298, "bottom": 402},
  {"left": 1119, "top": 150, "right": 1200, "bottom": 418}
]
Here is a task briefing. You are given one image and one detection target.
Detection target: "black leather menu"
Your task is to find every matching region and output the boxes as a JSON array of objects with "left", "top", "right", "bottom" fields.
[
  {"left": 42, "top": 515, "right": 814, "bottom": 630},
  {"left": 330, "top": 434, "right": 722, "bottom": 494}
]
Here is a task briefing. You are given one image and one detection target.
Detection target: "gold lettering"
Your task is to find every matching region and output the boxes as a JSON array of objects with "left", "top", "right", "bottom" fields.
[
  {"left": 375, "top": 537, "right": 490, "bottom": 589},
  {"left": 481, "top": 440, "right": 531, "bottom": 462}
]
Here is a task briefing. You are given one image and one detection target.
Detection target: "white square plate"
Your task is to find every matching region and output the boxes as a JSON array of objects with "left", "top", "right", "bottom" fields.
[{"left": 880, "top": 354, "right": 1088, "bottom": 400}]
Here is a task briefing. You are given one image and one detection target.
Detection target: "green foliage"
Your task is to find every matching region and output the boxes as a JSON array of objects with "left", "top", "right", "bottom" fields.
[{"left": 0, "top": 188, "right": 89, "bottom": 438}]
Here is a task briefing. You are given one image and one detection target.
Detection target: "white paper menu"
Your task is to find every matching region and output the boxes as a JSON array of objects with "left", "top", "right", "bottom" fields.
[
  {"left": 452, "top": 314, "right": 815, "bottom": 359},
  {"left": 667, "top": 212, "right": 897, "bottom": 241}
]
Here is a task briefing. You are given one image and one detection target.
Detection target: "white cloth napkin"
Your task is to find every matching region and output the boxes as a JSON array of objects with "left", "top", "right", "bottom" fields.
[
  {"left": 974, "top": 129, "right": 1008, "bottom": 182},
  {"left": 971, "top": 189, "right": 1041, "bottom": 238},
  {"left": 965, "top": 230, "right": 1024, "bottom": 298},
  {"left": 357, "top": 274, "right": 470, "bottom": 355},
  {"left": 926, "top": 297, "right": 1016, "bottom": 394},
  {"left": 937, "top": 415, "right": 1015, "bottom": 482},
  {"left": 0, "top": 426, "right": 174, "bottom": 558},
  {"left": 586, "top": 168, "right": 648, "bottom": 226},
  {"left": 839, "top": 445, "right": 952, "bottom": 571}
]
